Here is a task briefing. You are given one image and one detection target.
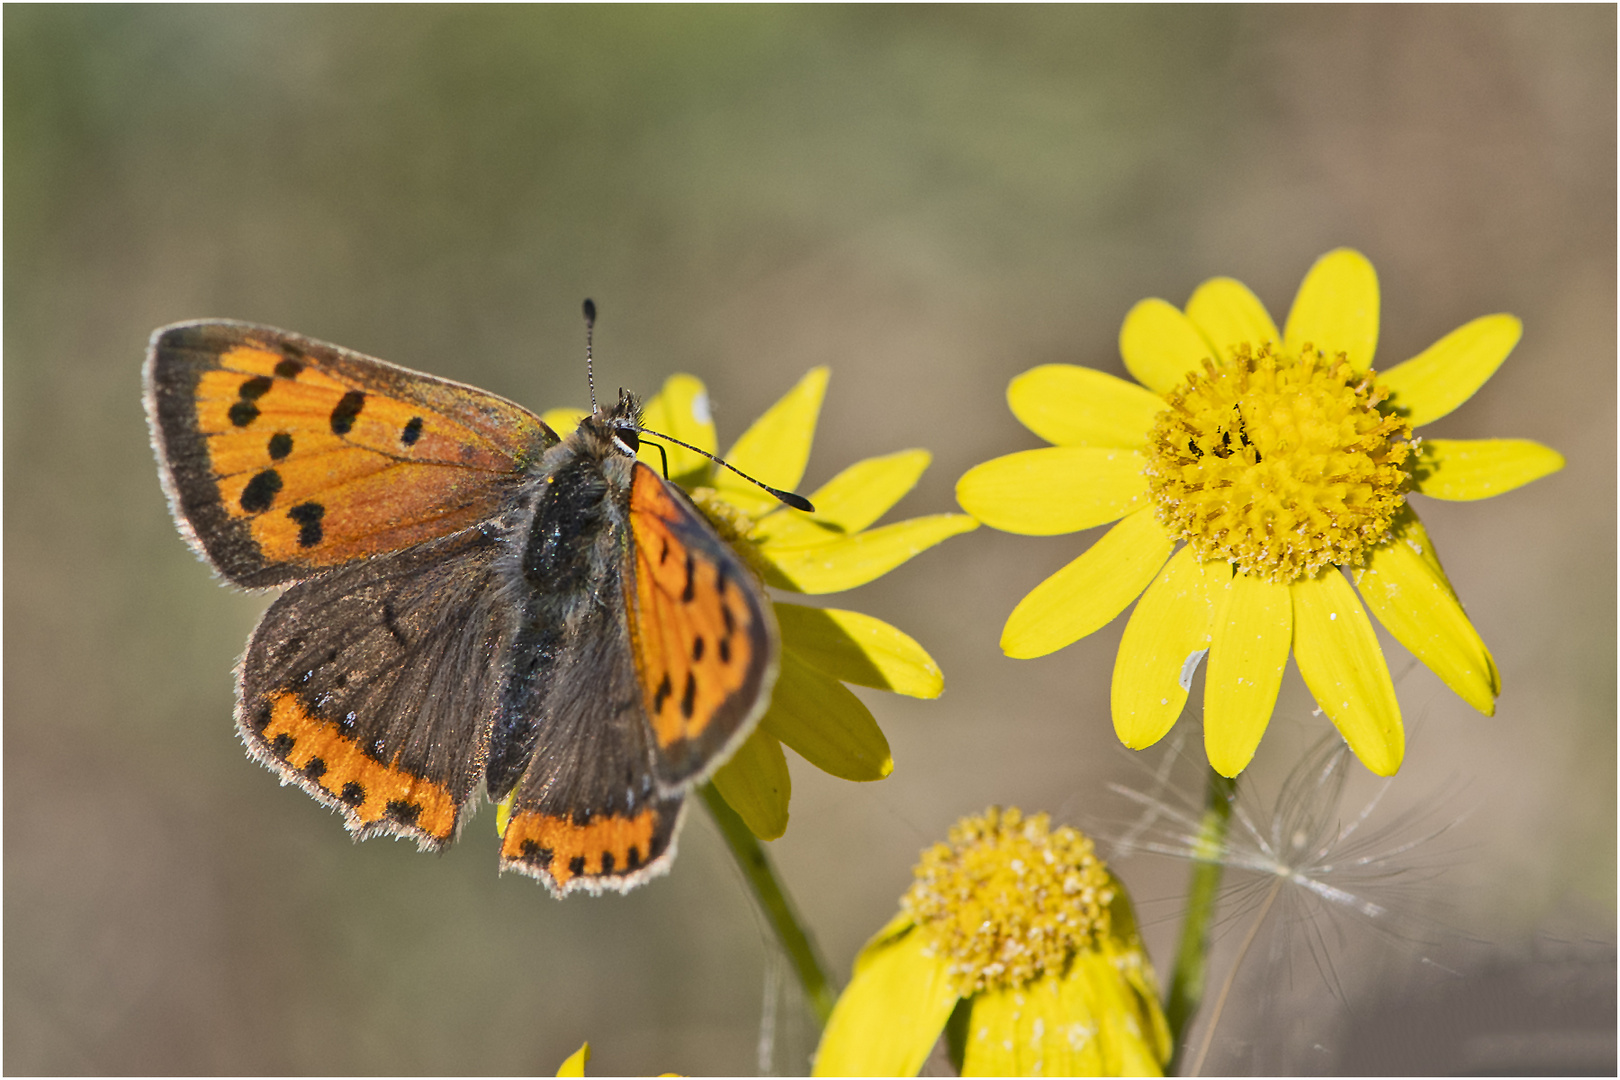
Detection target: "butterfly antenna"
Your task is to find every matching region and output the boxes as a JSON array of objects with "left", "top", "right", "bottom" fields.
[
  {"left": 639, "top": 426, "right": 816, "bottom": 513},
  {"left": 583, "top": 298, "right": 599, "bottom": 415}
]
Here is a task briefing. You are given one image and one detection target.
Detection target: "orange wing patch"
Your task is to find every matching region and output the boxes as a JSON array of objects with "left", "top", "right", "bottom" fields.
[
  {"left": 626, "top": 468, "right": 766, "bottom": 753},
  {"left": 147, "top": 322, "right": 556, "bottom": 586},
  {"left": 197, "top": 344, "right": 533, "bottom": 567},
  {"left": 255, "top": 691, "right": 457, "bottom": 842},
  {"left": 500, "top": 808, "right": 661, "bottom": 887}
]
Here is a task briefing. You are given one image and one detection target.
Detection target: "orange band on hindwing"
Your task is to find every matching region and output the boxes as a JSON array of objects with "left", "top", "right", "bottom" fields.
[
  {"left": 500, "top": 809, "right": 661, "bottom": 887},
  {"left": 626, "top": 468, "right": 765, "bottom": 752},
  {"left": 253, "top": 691, "right": 457, "bottom": 841}
]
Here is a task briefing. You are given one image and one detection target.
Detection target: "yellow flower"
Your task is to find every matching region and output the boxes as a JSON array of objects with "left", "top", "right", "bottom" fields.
[
  {"left": 813, "top": 808, "right": 1170, "bottom": 1077},
  {"left": 957, "top": 249, "right": 1564, "bottom": 777},
  {"left": 543, "top": 368, "right": 977, "bottom": 839}
]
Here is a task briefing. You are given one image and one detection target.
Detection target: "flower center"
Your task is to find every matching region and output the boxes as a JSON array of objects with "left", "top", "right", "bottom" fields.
[
  {"left": 1142, "top": 342, "right": 1413, "bottom": 583},
  {"left": 687, "top": 486, "right": 772, "bottom": 580},
  {"left": 903, "top": 807, "right": 1114, "bottom": 995}
]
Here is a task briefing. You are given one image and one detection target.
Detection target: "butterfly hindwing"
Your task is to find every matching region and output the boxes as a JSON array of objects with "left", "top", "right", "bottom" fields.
[
  {"left": 144, "top": 320, "right": 557, "bottom": 587},
  {"left": 625, "top": 462, "right": 777, "bottom": 786},
  {"left": 238, "top": 528, "right": 511, "bottom": 848}
]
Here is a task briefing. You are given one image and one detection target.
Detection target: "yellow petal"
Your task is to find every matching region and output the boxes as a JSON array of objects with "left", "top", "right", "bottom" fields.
[
  {"left": 716, "top": 367, "right": 828, "bottom": 512},
  {"left": 776, "top": 602, "right": 944, "bottom": 698},
  {"left": 1000, "top": 509, "right": 1174, "bottom": 660},
  {"left": 541, "top": 406, "right": 588, "bottom": 435},
  {"left": 638, "top": 373, "right": 718, "bottom": 487},
  {"left": 1378, "top": 505, "right": 1453, "bottom": 589},
  {"left": 1112, "top": 549, "right": 1231, "bottom": 750},
  {"left": 1007, "top": 364, "right": 1165, "bottom": 448},
  {"left": 1119, "top": 298, "right": 1212, "bottom": 394},
  {"left": 1203, "top": 573, "right": 1291, "bottom": 777},
  {"left": 1291, "top": 570, "right": 1404, "bottom": 777},
  {"left": 813, "top": 925, "right": 959, "bottom": 1078},
  {"left": 710, "top": 729, "right": 791, "bottom": 841},
  {"left": 1283, "top": 248, "right": 1379, "bottom": 371},
  {"left": 1413, "top": 438, "right": 1565, "bottom": 501},
  {"left": 853, "top": 910, "right": 918, "bottom": 973},
  {"left": 753, "top": 449, "right": 931, "bottom": 548},
  {"left": 1103, "top": 888, "right": 1173, "bottom": 1068},
  {"left": 955, "top": 447, "right": 1147, "bottom": 536},
  {"left": 1354, "top": 526, "right": 1499, "bottom": 715},
  {"left": 960, "top": 975, "right": 1100, "bottom": 1077},
  {"left": 1377, "top": 314, "right": 1522, "bottom": 427},
  {"left": 763, "top": 514, "right": 978, "bottom": 594},
  {"left": 1185, "top": 276, "right": 1282, "bottom": 358},
  {"left": 556, "top": 1043, "right": 590, "bottom": 1077},
  {"left": 760, "top": 651, "right": 892, "bottom": 782},
  {"left": 494, "top": 790, "right": 515, "bottom": 838}
]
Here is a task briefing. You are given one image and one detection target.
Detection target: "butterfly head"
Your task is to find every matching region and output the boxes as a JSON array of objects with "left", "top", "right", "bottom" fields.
[{"left": 601, "top": 387, "right": 643, "bottom": 458}]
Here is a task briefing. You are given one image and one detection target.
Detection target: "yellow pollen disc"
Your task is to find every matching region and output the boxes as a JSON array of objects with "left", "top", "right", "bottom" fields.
[
  {"left": 688, "top": 487, "right": 758, "bottom": 543},
  {"left": 687, "top": 487, "right": 772, "bottom": 578},
  {"left": 1143, "top": 342, "right": 1413, "bottom": 583},
  {"left": 903, "top": 807, "right": 1114, "bottom": 995}
]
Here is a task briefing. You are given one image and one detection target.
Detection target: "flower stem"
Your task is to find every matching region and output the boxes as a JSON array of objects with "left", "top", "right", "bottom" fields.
[
  {"left": 1164, "top": 767, "right": 1236, "bottom": 1074},
  {"left": 700, "top": 782, "right": 837, "bottom": 1028}
]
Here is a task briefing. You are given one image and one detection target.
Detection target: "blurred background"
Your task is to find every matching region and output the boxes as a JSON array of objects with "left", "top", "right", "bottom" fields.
[{"left": 6, "top": 7, "right": 1613, "bottom": 1075}]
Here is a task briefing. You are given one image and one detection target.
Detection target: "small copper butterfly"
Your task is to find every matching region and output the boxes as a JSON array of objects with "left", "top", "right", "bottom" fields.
[{"left": 144, "top": 314, "right": 794, "bottom": 896}]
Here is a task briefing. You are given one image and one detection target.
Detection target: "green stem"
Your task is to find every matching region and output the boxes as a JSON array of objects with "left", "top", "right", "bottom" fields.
[
  {"left": 700, "top": 782, "right": 837, "bottom": 1028},
  {"left": 1164, "top": 767, "right": 1235, "bottom": 1075}
]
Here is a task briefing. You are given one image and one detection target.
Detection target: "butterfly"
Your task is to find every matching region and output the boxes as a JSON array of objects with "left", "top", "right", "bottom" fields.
[{"left": 143, "top": 316, "right": 790, "bottom": 896}]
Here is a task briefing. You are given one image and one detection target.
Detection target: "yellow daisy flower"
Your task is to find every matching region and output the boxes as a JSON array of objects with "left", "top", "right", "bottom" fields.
[
  {"left": 543, "top": 368, "right": 977, "bottom": 838},
  {"left": 957, "top": 249, "right": 1564, "bottom": 777},
  {"left": 813, "top": 807, "right": 1170, "bottom": 1077}
]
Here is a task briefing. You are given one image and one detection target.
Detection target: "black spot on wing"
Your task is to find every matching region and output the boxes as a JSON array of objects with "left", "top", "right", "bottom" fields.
[
  {"left": 385, "top": 800, "right": 422, "bottom": 827},
  {"left": 401, "top": 416, "right": 423, "bottom": 446},
  {"left": 240, "top": 469, "right": 283, "bottom": 513},
  {"left": 330, "top": 391, "right": 365, "bottom": 436},
  {"left": 288, "top": 502, "right": 324, "bottom": 547},
  {"left": 268, "top": 432, "right": 293, "bottom": 459},
  {"left": 229, "top": 401, "right": 259, "bottom": 427},
  {"left": 519, "top": 839, "right": 554, "bottom": 869}
]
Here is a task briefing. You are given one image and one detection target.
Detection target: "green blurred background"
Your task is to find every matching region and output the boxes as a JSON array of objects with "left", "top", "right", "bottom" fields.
[{"left": 7, "top": 7, "right": 1613, "bottom": 1074}]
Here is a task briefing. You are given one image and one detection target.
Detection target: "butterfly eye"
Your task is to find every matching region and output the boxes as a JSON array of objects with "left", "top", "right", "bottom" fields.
[{"left": 610, "top": 422, "right": 640, "bottom": 457}]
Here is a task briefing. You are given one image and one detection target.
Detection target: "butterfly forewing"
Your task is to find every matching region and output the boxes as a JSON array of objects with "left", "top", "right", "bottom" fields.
[
  {"left": 145, "top": 320, "right": 556, "bottom": 587},
  {"left": 625, "top": 463, "right": 777, "bottom": 787}
]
